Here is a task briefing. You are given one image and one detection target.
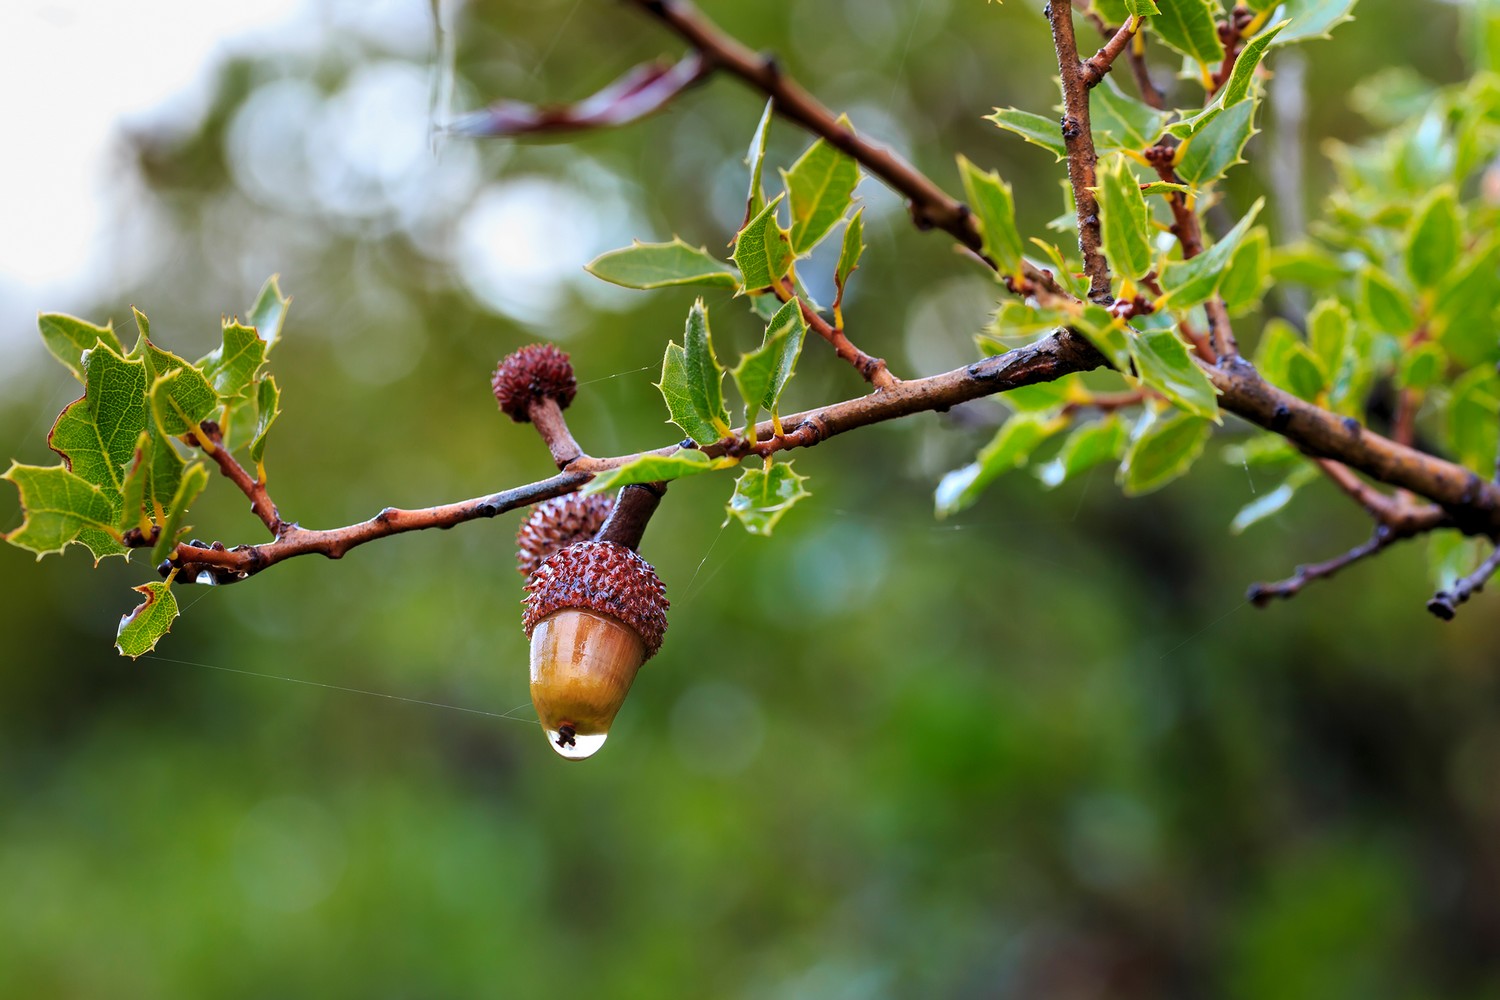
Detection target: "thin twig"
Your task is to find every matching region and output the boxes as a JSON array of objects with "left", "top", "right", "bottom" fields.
[
  {"left": 188, "top": 421, "right": 284, "bottom": 537},
  {"left": 775, "top": 281, "right": 897, "bottom": 389},
  {"left": 1081, "top": 16, "right": 1140, "bottom": 88},
  {"left": 1046, "top": 0, "right": 1113, "bottom": 303},
  {"left": 1247, "top": 527, "right": 1399, "bottom": 606},
  {"left": 1428, "top": 544, "right": 1500, "bottom": 620},
  {"left": 528, "top": 397, "right": 584, "bottom": 469}
]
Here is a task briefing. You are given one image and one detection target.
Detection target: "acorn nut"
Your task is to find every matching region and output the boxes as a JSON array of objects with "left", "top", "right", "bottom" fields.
[
  {"left": 515, "top": 493, "right": 615, "bottom": 579},
  {"left": 522, "top": 540, "right": 668, "bottom": 760},
  {"left": 491, "top": 343, "right": 577, "bottom": 423}
]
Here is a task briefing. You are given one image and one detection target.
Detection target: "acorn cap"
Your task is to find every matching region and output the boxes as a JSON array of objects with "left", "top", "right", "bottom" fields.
[
  {"left": 491, "top": 343, "right": 577, "bottom": 422},
  {"left": 523, "top": 540, "right": 668, "bottom": 658},
  {"left": 516, "top": 493, "right": 615, "bottom": 578}
]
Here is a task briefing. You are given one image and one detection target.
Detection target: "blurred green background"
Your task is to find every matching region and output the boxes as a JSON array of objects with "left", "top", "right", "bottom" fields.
[{"left": 4, "top": 0, "right": 1500, "bottom": 996}]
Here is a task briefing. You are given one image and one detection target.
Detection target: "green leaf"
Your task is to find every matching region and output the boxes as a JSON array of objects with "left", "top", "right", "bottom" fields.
[
  {"left": 115, "top": 579, "right": 179, "bottom": 659},
  {"left": 1140, "top": 181, "right": 1191, "bottom": 197},
  {"left": 1404, "top": 185, "right": 1461, "bottom": 290},
  {"left": 248, "top": 376, "right": 281, "bottom": 466},
  {"left": 1002, "top": 378, "right": 1072, "bottom": 413},
  {"left": 38, "top": 313, "right": 121, "bottom": 382},
  {"left": 1270, "top": 243, "right": 1353, "bottom": 288},
  {"left": 1219, "top": 226, "right": 1269, "bottom": 313},
  {"left": 1091, "top": 76, "right": 1171, "bottom": 152},
  {"left": 782, "top": 128, "right": 860, "bottom": 254},
  {"left": 749, "top": 299, "right": 806, "bottom": 421},
  {"left": 1434, "top": 240, "right": 1500, "bottom": 366},
  {"left": 984, "top": 108, "right": 1066, "bottom": 160},
  {"left": 1037, "top": 416, "right": 1128, "bottom": 488},
  {"left": 1127, "top": 0, "right": 1162, "bottom": 13},
  {"left": 1160, "top": 198, "right": 1264, "bottom": 307},
  {"left": 583, "top": 450, "right": 723, "bottom": 494},
  {"left": 1175, "top": 98, "right": 1258, "bottom": 187},
  {"left": 957, "top": 155, "right": 1025, "bottom": 279},
  {"left": 1097, "top": 157, "right": 1153, "bottom": 283},
  {"left": 1449, "top": 367, "right": 1500, "bottom": 476},
  {"left": 659, "top": 342, "right": 725, "bottom": 447},
  {"left": 1273, "top": 0, "right": 1359, "bottom": 45},
  {"left": 733, "top": 194, "right": 795, "bottom": 292},
  {"left": 1254, "top": 318, "right": 1327, "bottom": 401},
  {"left": 198, "top": 321, "right": 267, "bottom": 401},
  {"left": 1, "top": 462, "right": 125, "bottom": 561},
  {"left": 1306, "top": 298, "right": 1351, "bottom": 373},
  {"left": 1118, "top": 409, "right": 1211, "bottom": 496},
  {"left": 148, "top": 368, "right": 219, "bottom": 439},
  {"left": 1165, "top": 20, "right": 1285, "bottom": 140},
  {"left": 1358, "top": 267, "right": 1416, "bottom": 334},
  {"left": 117, "top": 432, "right": 151, "bottom": 534},
  {"left": 246, "top": 274, "right": 290, "bottom": 350},
  {"left": 1073, "top": 304, "right": 1133, "bottom": 371},
  {"left": 1229, "top": 463, "right": 1318, "bottom": 533},
  {"left": 935, "top": 412, "right": 1065, "bottom": 517},
  {"left": 834, "top": 209, "right": 865, "bottom": 308},
  {"left": 744, "top": 98, "right": 774, "bottom": 225},
  {"left": 725, "top": 462, "right": 811, "bottom": 536},
  {"left": 685, "top": 298, "right": 729, "bottom": 430},
  {"left": 1397, "top": 341, "right": 1443, "bottom": 391},
  {"left": 587, "top": 239, "right": 740, "bottom": 291},
  {"left": 1148, "top": 0, "right": 1224, "bottom": 69},
  {"left": 46, "top": 342, "right": 148, "bottom": 498},
  {"left": 1130, "top": 327, "right": 1220, "bottom": 419},
  {"left": 151, "top": 462, "right": 210, "bottom": 566}
]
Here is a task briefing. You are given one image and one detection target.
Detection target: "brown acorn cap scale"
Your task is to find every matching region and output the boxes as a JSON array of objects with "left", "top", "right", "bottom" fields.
[{"left": 522, "top": 540, "right": 668, "bottom": 658}]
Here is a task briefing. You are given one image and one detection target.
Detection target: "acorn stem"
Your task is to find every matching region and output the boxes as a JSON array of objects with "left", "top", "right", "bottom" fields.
[
  {"left": 528, "top": 397, "right": 583, "bottom": 469},
  {"left": 594, "top": 482, "right": 665, "bottom": 551}
]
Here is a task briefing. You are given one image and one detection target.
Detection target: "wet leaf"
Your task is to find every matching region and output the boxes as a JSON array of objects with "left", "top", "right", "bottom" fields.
[
  {"left": 958, "top": 155, "right": 1025, "bottom": 279},
  {"left": 587, "top": 239, "right": 740, "bottom": 290},
  {"left": 725, "top": 462, "right": 810, "bottom": 535},
  {"left": 1118, "top": 408, "right": 1211, "bottom": 495},
  {"left": 582, "top": 451, "right": 724, "bottom": 494},
  {"left": 1130, "top": 327, "right": 1220, "bottom": 419},
  {"left": 733, "top": 195, "right": 795, "bottom": 291},
  {"left": 116, "top": 579, "right": 179, "bottom": 659},
  {"left": 782, "top": 127, "right": 860, "bottom": 254}
]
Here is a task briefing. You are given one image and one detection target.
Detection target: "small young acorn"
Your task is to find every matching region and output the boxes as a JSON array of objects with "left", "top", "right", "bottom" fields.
[
  {"left": 522, "top": 539, "right": 668, "bottom": 760},
  {"left": 491, "top": 343, "right": 577, "bottom": 423},
  {"left": 515, "top": 493, "right": 615, "bottom": 578}
]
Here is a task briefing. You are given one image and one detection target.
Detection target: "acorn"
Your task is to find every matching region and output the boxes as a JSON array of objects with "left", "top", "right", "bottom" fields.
[
  {"left": 522, "top": 540, "right": 668, "bottom": 760},
  {"left": 491, "top": 343, "right": 577, "bottom": 423},
  {"left": 515, "top": 493, "right": 615, "bottom": 578}
]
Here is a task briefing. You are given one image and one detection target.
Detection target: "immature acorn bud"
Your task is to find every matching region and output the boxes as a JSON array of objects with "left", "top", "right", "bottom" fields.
[
  {"left": 515, "top": 494, "right": 615, "bottom": 578},
  {"left": 491, "top": 343, "right": 577, "bottom": 422},
  {"left": 522, "top": 540, "right": 669, "bottom": 760}
]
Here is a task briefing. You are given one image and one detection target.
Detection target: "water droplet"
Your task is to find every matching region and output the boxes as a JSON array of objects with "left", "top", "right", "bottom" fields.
[
  {"left": 195, "top": 571, "right": 219, "bottom": 586},
  {"left": 544, "top": 726, "right": 608, "bottom": 760}
]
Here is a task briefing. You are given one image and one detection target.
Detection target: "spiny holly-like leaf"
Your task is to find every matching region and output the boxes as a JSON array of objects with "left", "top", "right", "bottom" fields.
[
  {"left": 731, "top": 299, "right": 806, "bottom": 432},
  {"left": 115, "top": 578, "right": 179, "bottom": 659},
  {"left": 1161, "top": 198, "right": 1264, "bottom": 307},
  {"left": 1175, "top": 99, "right": 1257, "bottom": 187},
  {"left": 1148, "top": 0, "right": 1224, "bottom": 69},
  {"left": 834, "top": 209, "right": 865, "bottom": 310},
  {"left": 1229, "top": 463, "right": 1318, "bottom": 533},
  {"left": 684, "top": 299, "right": 729, "bottom": 430},
  {"left": 47, "top": 342, "right": 148, "bottom": 497},
  {"left": 1097, "top": 157, "right": 1153, "bottom": 283},
  {"left": 725, "top": 462, "right": 810, "bottom": 536},
  {"left": 1219, "top": 226, "right": 1269, "bottom": 313},
  {"left": 1091, "top": 76, "right": 1171, "bottom": 152},
  {"left": 582, "top": 450, "right": 726, "bottom": 495},
  {"left": 985, "top": 108, "right": 1067, "bottom": 160},
  {"left": 249, "top": 376, "right": 281, "bottom": 466},
  {"left": 1359, "top": 267, "right": 1416, "bottom": 334},
  {"left": 1073, "top": 304, "right": 1133, "bottom": 371},
  {"left": 782, "top": 126, "right": 860, "bottom": 254},
  {"left": 1254, "top": 319, "right": 1327, "bottom": 401},
  {"left": 1130, "top": 327, "right": 1220, "bottom": 420},
  {"left": 143, "top": 424, "right": 185, "bottom": 526},
  {"left": 198, "top": 321, "right": 266, "bottom": 401},
  {"left": 1127, "top": 0, "right": 1162, "bottom": 13},
  {"left": 958, "top": 155, "right": 1025, "bottom": 280},
  {"left": 1, "top": 462, "right": 124, "bottom": 561},
  {"left": 151, "top": 462, "right": 210, "bottom": 566},
  {"left": 1405, "top": 185, "right": 1461, "bottom": 291},
  {"left": 935, "top": 412, "right": 1066, "bottom": 517},
  {"left": 1166, "top": 21, "right": 1285, "bottom": 140},
  {"left": 587, "top": 239, "right": 740, "bottom": 290},
  {"left": 1037, "top": 415, "right": 1129, "bottom": 488},
  {"left": 38, "top": 314, "right": 121, "bottom": 382},
  {"left": 659, "top": 344, "right": 721, "bottom": 446},
  {"left": 117, "top": 432, "right": 151, "bottom": 534},
  {"left": 1273, "top": 0, "right": 1359, "bottom": 45},
  {"left": 744, "top": 98, "right": 774, "bottom": 226},
  {"left": 246, "top": 274, "right": 290, "bottom": 350},
  {"left": 733, "top": 194, "right": 795, "bottom": 292},
  {"left": 148, "top": 368, "right": 218, "bottom": 439},
  {"left": 1118, "top": 409, "right": 1211, "bottom": 496}
]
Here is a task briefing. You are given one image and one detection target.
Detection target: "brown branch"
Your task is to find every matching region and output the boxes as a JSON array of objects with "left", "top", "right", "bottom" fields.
[
  {"left": 188, "top": 421, "right": 284, "bottom": 537},
  {"left": 1314, "top": 458, "right": 1443, "bottom": 533},
  {"left": 775, "top": 282, "right": 897, "bottom": 390},
  {"left": 1046, "top": 0, "right": 1113, "bottom": 304},
  {"left": 622, "top": 0, "right": 1069, "bottom": 301},
  {"left": 1428, "top": 543, "right": 1500, "bottom": 620},
  {"left": 595, "top": 482, "right": 665, "bottom": 550},
  {"left": 451, "top": 53, "right": 711, "bottom": 137},
  {"left": 1081, "top": 16, "right": 1141, "bottom": 88},
  {"left": 527, "top": 397, "right": 584, "bottom": 469},
  {"left": 1146, "top": 147, "right": 1239, "bottom": 360},
  {"left": 1126, "top": 35, "right": 1166, "bottom": 109},
  {"left": 1247, "top": 526, "right": 1402, "bottom": 606}
]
